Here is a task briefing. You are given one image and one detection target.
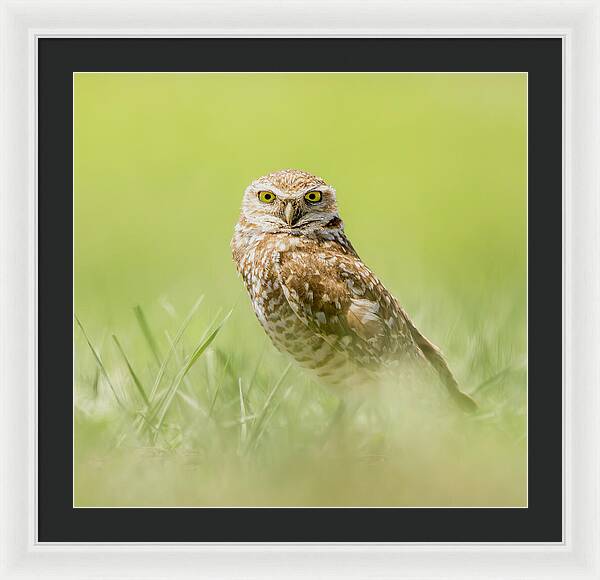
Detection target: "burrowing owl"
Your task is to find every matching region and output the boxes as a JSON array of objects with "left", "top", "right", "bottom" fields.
[{"left": 231, "top": 169, "right": 477, "bottom": 412}]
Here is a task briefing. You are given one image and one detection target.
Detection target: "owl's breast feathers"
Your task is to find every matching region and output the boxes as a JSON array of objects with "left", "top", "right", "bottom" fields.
[{"left": 232, "top": 228, "right": 420, "bottom": 373}]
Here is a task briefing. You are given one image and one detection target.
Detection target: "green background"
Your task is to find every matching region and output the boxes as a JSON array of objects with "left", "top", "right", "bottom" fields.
[{"left": 74, "top": 73, "right": 526, "bottom": 507}]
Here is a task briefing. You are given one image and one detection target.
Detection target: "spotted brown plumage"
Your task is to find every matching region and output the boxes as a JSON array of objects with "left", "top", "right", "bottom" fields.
[{"left": 231, "top": 169, "right": 477, "bottom": 412}]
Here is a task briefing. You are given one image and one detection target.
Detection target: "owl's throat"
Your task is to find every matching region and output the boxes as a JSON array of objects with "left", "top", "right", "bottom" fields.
[{"left": 232, "top": 214, "right": 355, "bottom": 265}]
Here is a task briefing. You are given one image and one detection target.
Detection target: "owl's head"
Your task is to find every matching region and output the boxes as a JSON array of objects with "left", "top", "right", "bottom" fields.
[{"left": 239, "top": 169, "right": 341, "bottom": 233}]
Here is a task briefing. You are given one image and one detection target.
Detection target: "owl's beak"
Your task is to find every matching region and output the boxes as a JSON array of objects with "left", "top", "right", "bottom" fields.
[{"left": 284, "top": 202, "right": 296, "bottom": 226}]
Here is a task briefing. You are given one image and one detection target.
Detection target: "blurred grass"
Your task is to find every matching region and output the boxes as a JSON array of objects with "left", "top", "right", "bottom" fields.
[{"left": 74, "top": 73, "right": 526, "bottom": 507}]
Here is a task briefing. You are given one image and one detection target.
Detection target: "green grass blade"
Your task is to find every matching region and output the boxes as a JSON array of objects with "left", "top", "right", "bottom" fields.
[
  {"left": 142, "top": 387, "right": 171, "bottom": 428},
  {"left": 75, "top": 316, "right": 127, "bottom": 411},
  {"left": 176, "top": 390, "right": 207, "bottom": 415},
  {"left": 238, "top": 377, "right": 248, "bottom": 450},
  {"left": 112, "top": 334, "right": 149, "bottom": 405},
  {"left": 166, "top": 330, "right": 205, "bottom": 414},
  {"left": 200, "top": 308, "right": 224, "bottom": 343},
  {"left": 152, "top": 310, "right": 232, "bottom": 438},
  {"left": 133, "top": 304, "right": 162, "bottom": 367},
  {"left": 251, "top": 383, "right": 295, "bottom": 450},
  {"left": 184, "top": 310, "right": 232, "bottom": 370},
  {"left": 208, "top": 353, "right": 230, "bottom": 418},
  {"left": 244, "top": 343, "right": 267, "bottom": 399},
  {"left": 165, "top": 330, "right": 195, "bottom": 392},
  {"left": 147, "top": 295, "right": 204, "bottom": 404},
  {"left": 472, "top": 364, "right": 522, "bottom": 395},
  {"left": 246, "top": 362, "right": 292, "bottom": 449},
  {"left": 91, "top": 367, "right": 100, "bottom": 398}
]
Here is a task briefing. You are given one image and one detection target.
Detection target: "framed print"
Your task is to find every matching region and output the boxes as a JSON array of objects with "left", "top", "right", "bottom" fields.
[
  {"left": 1, "top": 0, "right": 599, "bottom": 578},
  {"left": 71, "top": 65, "right": 529, "bottom": 513},
  {"left": 42, "top": 36, "right": 557, "bottom": 541}
]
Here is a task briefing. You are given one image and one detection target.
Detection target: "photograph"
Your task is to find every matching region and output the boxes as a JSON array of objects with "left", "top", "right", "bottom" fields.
[{"left": 73, "top": 71, "right": 527, "bottom": 508}]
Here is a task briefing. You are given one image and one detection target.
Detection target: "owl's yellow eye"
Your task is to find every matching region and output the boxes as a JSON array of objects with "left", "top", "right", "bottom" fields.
[
  {"left": 304, "top": 190, "right": 322, "bottom": 203},
  {"left": 258, "top": 191, "right": 276, "bottom": 204}
]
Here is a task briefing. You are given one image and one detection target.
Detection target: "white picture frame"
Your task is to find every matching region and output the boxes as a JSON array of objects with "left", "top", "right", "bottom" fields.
[{"left": 1, "top": 0, "right": 598, "bottom": 578}]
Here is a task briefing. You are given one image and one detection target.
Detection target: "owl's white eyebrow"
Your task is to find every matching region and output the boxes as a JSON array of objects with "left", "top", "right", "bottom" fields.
[{"left": 254, "top": 185, "right": 284, "bottom": 196}]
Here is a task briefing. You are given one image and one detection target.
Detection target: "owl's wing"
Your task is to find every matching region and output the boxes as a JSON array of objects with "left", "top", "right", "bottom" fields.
[
  {"left": 275, "top": 242, "right": 478, "bottom": 411},
  {"left": 274, "top": 245, "right": 415, "bottom": 367}
]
